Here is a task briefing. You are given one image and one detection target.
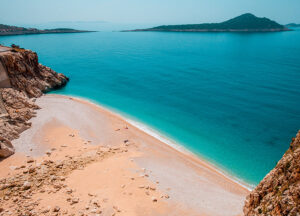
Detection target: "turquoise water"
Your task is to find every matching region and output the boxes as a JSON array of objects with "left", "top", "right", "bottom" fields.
[{"left": 1, "top": 30, "right": 300, "bottom": 187}]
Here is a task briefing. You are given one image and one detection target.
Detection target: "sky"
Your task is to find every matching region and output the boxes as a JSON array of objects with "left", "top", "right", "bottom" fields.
[{"left": 1, "top": 0, "right": 299, "bottom": 26}]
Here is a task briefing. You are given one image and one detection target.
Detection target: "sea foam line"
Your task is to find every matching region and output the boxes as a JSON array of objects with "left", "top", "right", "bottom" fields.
[
  {"left": 124, "top": 117, "right": 255, "bottom": 191},
  {"left": 53, "top": 93, "right": 255, "bottom": 191}
]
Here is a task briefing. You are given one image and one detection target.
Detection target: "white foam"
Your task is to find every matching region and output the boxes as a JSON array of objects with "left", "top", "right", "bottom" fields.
[
  {"left": 125, "top": 117, "right": 255, "bottom": 191},
  {"left": 52, "top": 93, "right": 255, "bottom": 190}
]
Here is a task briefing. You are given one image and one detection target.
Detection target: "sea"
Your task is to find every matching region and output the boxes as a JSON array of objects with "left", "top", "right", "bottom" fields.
[{"left": 1, "top": 26, "right": 299, "bottom": 188}]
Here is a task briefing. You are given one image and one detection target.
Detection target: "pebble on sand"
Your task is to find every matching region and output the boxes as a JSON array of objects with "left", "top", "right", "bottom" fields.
[{"left": 151, "top": 197, "right": 158, "bottom": 202}]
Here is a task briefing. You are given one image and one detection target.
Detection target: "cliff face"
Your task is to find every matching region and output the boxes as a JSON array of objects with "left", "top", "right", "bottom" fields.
[
  {"left": 244, "top": 131, "right": 300, "bottom": 216},
  {"left": 0, "top": 46, "right": 68, "bottom": 157},
  {"left": 0, "top": 48, "right": 68, "bottom": 97}
]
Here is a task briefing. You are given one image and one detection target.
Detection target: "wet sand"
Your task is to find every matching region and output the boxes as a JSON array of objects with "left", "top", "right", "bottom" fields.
[{"left": 0, "top": 94, "right": 249, "bottom": 216}]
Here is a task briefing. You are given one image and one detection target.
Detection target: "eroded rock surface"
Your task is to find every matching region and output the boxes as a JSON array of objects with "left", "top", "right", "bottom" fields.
[
  {"left": 0, "top": 47, "right": 68, "bottom": 97},
  {"left": 0, "top": 46, "right": 68, "bottom": 157},
  {"left": 244, "top": 131, "right": 300, "bottom": 216},
  {"left": 0, "top": 136, "right": 14, "bottom": 158}
]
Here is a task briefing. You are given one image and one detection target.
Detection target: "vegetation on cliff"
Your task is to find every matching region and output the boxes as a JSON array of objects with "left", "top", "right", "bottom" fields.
[
  {"left": 129, "top": 13, "right": 289, "bottom": 32},
  {"left": 244, "top": 131, "right": 300, "bottom": 216}
]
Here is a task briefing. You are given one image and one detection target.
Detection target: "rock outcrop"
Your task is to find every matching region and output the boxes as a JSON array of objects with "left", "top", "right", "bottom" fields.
[
  {"left": 0, "top": 45, "right": 68, "bottom": 157},
  {"left": 244, "top": 131, "right": 300, "bottom": 216},
  {"left": 0, "top": 136, "right": 14, "bottom": 158},
  {"left": 0, "top": 47, "right": 68, "bottom": 97}
]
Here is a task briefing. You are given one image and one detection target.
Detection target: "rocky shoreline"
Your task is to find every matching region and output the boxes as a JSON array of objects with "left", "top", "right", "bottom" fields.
[
  {"left": 244, "top": 131, "right": 300, "bottom": 215},
  {"left": 0, "top": 45, "right": 299, "bottom": 216},
  {"left": 0, "top": 45, "right": 68, "bottom": 157}
]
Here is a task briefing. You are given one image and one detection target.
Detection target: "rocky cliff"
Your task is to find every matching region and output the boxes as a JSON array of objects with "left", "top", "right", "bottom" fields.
[
  {"left": 244, "top": 131, "right": 300, "bottom": 216},
  {"left": 0, "top": 45, "right": 68, "bottom": 157}
]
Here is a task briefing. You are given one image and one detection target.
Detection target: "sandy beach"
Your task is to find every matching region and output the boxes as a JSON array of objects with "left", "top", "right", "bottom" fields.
[{"left": 0, "top": 94, "right": 249, "bottom": 216}]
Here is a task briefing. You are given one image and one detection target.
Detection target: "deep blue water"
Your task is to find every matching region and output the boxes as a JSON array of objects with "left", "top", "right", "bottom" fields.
[{"left": 1, "top": 30, "right": 300, "bottom": 187}]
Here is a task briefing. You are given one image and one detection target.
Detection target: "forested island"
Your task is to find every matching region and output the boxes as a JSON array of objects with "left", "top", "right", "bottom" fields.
[
  {"left": 128, "top": 13, "right": 290, "bottom": 32},
  {"left": 286, "top": 23, "right": 300, "bottom": 28},
  {"left": 0, "top": 24, "right": 93, "bottom": 36}
]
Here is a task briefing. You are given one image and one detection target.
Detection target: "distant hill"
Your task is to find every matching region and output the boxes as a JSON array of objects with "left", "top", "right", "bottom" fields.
[
  {"left": 128, "top": 13, "right": 290, "bottom": 32},
  {"left": 285, "top": 23, "right": 300, "bottom": 28},
  {"left": 0, "top": 24, "right": 94, "bottom": 36}
]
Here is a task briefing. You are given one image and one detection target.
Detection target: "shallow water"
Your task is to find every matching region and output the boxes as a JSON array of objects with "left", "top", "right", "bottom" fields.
[{"left": 1, "top": 29, "right": 300, "bottom": 186}]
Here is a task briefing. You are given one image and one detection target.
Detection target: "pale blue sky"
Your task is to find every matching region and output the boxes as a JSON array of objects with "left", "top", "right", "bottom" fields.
[{"left": 1, "top": 0, "right": 299, "bottom": 25}]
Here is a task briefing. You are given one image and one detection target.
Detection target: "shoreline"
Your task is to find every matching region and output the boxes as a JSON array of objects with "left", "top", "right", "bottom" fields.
[
  {"left": 51, "top": 93, "right": 254, "bottom": 191},
  {"left": 2, "top": 93, "right": 249, "bottom": 215}
]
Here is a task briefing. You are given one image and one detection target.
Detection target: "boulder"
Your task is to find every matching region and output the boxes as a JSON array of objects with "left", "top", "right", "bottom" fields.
[
  {"left": 0, "top": 136, "right": 15, "bottom": 158},
  {"left": 0, "top": 46, "right": 69, "bottom": 158}
]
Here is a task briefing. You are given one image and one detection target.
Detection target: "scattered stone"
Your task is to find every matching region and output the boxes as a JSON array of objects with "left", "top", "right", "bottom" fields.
[
  {"left": 27, "top": 158, "right": 34, "bottom": 163},
  {"left": 91, "top": 199, "right": 101, "bottom": 207},
  {"left": 53, "top": 206, "right": 60, "bottom": 212},
  {"left": 90, "top": 208, "right": 102, "bottom": 214},
  {"left": 28, "top": 167, "right": 35, "bottom": 174},
  {"left": 41, "top": 206, "right": 51, "bottom": 213},
  {"left": 9, "top": 166, "right": 17, "bottom": 170},
  {"left": 113, "top": 206, "right": 121, "bottom": 212},
  {"left": 150, "top": 186, "right": 156, "bottom": 191},
  {"left": 66, "top": 188, "right": 73, "bottom": 194},
  {"left": 90, "top": 208, "right": 97, "bottom": 213},
  {"left": 71, "top": 198, "right": 79, "bottom": 205},
  {"left": 151, "top": 197, "right": 158, "bottom": 202},
  {"left": 62, "top": 209, "right": 68, "bottom": 214},
  {"left": 23, "top": 181, "right": 31, "bottom": 190}
]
